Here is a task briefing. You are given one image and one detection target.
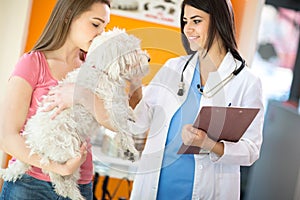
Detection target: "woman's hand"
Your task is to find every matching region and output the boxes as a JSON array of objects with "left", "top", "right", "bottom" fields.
[
  {"left": 128, "top": 77, "right": 142, "bottom": 109},
  {"left": 128, "top": 77, "right": 142, "bottom": 95},
  {"left": 181, "top": 124, "right": 224, "bottom": 156},
  {"left": 55, "top": 142, "right": 88, "bottom": 176},
  {"left": 182, "top": 124, "right": 209, "bottom": 148},
  {"left": 42, "top": 83, "right": 75, "bottom": 119}
]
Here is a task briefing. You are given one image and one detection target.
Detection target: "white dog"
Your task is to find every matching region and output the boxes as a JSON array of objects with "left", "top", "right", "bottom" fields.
[{"left": 0, "top": 28, "right": 149, "bottom": 200}]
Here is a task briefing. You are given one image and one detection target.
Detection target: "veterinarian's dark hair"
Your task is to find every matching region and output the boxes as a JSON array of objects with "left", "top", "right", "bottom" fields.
[
  {"left": 31, "top": 0, "right": 110, "bottom": 52},
  {"left": 180, "top": 0, "right": 243, "bottom": 62}
]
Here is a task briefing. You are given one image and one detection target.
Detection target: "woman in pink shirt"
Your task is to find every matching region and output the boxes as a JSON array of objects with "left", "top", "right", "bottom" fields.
[{"left": 0, "top": 0, "right": 110, "bottom": 199}]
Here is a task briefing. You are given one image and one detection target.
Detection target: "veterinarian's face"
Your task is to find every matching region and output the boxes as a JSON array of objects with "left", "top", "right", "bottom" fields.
[
  {"left": 183, "top": 5, "right": 210, "bottom": 51},
  {"left": 68, "top": 2, "right": 110, "bottom": 52}
]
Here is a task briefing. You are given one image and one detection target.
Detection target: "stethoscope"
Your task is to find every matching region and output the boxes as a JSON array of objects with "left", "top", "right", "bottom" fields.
[{"left": 177, "top": 52, "right": 246, "bottom": 97}]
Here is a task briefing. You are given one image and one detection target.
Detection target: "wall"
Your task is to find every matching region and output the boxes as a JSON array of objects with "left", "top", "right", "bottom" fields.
[
  {"left": 245, "top": 100, "right": 300, "bottom": 200},
  {"left": 233, "top": 0, "right": 266, "bottom": 66},
  {"left": 0, "top": 0, "right": 32, "bottom": 181},
  {"left": 0, "top": 0, "right": 32, "bottom": 102}
]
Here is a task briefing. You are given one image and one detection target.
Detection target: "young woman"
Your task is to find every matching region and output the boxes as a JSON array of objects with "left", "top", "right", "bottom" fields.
[
  {"left": 128, "top": 0, "right": 264, "bottom": 199},
  {"left": 0, "top": 0, "right": 110, "bottom": 199}
]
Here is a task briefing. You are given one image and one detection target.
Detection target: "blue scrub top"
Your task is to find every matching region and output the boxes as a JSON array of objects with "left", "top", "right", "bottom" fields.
[{"left": 157, "top": 61, "right": 201, "bottom": 199}]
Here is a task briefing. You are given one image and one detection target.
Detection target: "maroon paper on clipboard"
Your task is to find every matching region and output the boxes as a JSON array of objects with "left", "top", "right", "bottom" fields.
[{"left": 177, "top": 106, "right": 260, "bottom": 154}]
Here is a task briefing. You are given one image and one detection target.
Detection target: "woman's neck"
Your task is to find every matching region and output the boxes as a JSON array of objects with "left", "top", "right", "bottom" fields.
[
  {"left": 198, "top": 43, "right": 227, "bottom": 86},
  {"left": 46, "top": 44, "right": 82, "bottom": 62},
  {"left": 43, "top": 46, "right": 83, "bottom": 81}
]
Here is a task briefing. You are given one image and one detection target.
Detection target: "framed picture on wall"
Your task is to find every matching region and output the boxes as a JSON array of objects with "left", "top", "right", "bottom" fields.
[{"left": 110, "top": 0, "right": 181, "bottom": 27}]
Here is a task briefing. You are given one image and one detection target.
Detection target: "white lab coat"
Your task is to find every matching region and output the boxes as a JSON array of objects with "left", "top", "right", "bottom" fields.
[{"left": 129, "top": 52, "right": 264, "bottom": 200}]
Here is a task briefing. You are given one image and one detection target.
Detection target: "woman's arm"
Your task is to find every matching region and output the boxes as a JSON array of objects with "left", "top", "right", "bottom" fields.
[
  {"left": 0, "top": 77, "right": 85, "bottom": 176},
  {"left": 43, "top": 80, "right": 143, "bottom": 130},
  {"left": 43, "top": 83, "right": 116, "bottom": 130}
]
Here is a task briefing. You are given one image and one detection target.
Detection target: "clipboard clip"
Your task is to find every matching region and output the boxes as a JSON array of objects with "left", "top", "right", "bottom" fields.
[{"left": 199, "top": 149, "right": 210, "bottom": 154}]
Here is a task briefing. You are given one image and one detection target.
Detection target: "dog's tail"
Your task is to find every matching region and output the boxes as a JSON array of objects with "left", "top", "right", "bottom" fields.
[
  {"left": 0, "top": 160, "right": 30, "bottom": 182},
  {"left": 49, "top": 170, "right": 85, "bottom": 200}
]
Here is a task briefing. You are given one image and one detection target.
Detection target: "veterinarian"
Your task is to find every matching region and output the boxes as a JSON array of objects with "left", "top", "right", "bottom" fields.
[
  {"left": 127, "top": 0, "right": 265, "bottom": 199},
  {"left": 0, "top": 0, "right": 110, "bottom": 199}
]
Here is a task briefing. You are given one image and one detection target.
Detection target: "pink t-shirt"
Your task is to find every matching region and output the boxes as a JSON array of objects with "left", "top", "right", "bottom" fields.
[{"left": 10, "top": 51, "right": 93, "bottom": 184}]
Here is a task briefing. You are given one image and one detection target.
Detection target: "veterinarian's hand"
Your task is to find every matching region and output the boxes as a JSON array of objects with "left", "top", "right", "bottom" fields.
[
  {"left": 128, "top": 77, "right": 142, "bottom": 95},
  {"left": 60, "top": 142, "right": 88, "bottom": 176},
  {"left": 43, "top": 83, "right": 75, "bottom": 119},
  {"left": 128, "top": 78, "right": 143, "bottom": 109},
  {"left": 181, "top": 124, "right": 215, "bottom": 150},
  {"left": 181, "top": 124, "right": 224, "bottom": 155}
]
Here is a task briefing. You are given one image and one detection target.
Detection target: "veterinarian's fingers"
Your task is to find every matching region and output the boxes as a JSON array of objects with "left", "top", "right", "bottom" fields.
[{"left": 129, "top": 78, "right": 142, "bottom": 92}]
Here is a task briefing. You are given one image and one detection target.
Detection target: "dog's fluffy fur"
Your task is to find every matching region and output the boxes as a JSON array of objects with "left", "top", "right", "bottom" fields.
[{"left": 0, "top": 28, "right": 149, "bottom": 200}]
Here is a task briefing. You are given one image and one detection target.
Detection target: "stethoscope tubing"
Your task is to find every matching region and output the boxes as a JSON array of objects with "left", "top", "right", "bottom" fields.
[{"left": 177, "top": 52, "right": 245, "bottom": 96}]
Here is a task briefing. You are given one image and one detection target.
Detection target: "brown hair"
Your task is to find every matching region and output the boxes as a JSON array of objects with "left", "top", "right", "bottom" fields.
[{"left": 32, "top": 0, "right": 110, "bottom": 52}]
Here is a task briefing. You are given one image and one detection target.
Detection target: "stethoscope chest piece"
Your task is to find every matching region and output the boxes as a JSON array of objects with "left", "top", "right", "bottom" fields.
[
  {"left": 177, "top": 81, "right": 185, "bottom": 96},
  {"left": 177, "top": 53, "right": 197, "bottom": 96}
]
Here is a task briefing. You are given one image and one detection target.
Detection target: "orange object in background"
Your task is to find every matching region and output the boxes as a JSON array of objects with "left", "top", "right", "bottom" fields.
[
  {"left": 231, "top": 0, "right": 246, "bottom": 43},
  {"left": 24, "top": 0, "right": 57, "bottom": 52}
]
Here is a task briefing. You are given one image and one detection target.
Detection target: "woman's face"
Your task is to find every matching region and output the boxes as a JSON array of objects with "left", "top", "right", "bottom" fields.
[
  {"left": 183, "top": 4, "right": 210, "bottom": 52},
  {"left": 68, "top": 2, "right": 110, "bottom": 52}
]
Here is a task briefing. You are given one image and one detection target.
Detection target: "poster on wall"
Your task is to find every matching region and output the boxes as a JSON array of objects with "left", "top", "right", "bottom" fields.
[{"left": 111, "top": 0, "right": 181, "bottom": 27}]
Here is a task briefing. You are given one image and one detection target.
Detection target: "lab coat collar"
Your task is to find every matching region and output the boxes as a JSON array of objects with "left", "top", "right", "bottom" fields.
[
  {"left": 215, "top": 51, "right": 243, "bottom": 79},
  {"left": 202, "top": 51, "right": 243, "bottom": 98}
]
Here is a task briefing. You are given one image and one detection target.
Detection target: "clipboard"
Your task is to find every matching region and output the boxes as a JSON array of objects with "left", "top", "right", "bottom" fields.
[{"left": 177, "top": 106, "right": 260, "bottom": 154}]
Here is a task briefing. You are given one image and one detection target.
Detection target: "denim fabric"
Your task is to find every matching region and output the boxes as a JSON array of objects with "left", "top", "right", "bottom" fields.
[{"left": 0, "top": 174, "right": 92, "bottom": 200}]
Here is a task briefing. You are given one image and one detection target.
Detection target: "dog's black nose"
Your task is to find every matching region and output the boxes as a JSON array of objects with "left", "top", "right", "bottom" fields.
[{"left": 148, "top": 57, "right": 151, "bottom": 62}]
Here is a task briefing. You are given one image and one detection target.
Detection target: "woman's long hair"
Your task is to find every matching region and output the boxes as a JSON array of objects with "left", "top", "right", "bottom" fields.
[{"left": 31, "top": 0, "right": 110, "bottom": 52}]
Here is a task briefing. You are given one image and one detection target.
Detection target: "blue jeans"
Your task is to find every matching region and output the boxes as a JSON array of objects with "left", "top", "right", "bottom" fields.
[{"left": 0, "top": 174, "right": 93, "bottom": 200}]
